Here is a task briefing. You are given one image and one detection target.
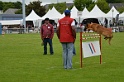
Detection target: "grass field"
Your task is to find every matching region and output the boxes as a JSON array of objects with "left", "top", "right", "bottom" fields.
[{"left": 0, "top": 32, "right": 124, "bottom": 82}]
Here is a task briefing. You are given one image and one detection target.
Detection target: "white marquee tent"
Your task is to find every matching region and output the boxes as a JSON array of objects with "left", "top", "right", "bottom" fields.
[
  {"left": 41, "top": 6, "right": 62, "bottom": 20},
  {"left": 119, "top": 12, "right": 124, "bottom": 17},
  {"left": 25, "top": 10, "right": 42, "bottom": 27},
  {"left": 0, "top": 10, "right": 42, "bottom": 26},
  {"left": 119, "top": 12, "right": 124, "bottom": 20},
  {"left": 70, "top": 6, "right": 79, "bottom": 19},
  {"left": 81, "top": 7, "right": 90, "bottom": 19},
  {"left": 105, "top": 6, "right": 119, "bottom": 18},
  {"left": 85, "top": 5, "right": 106, "bottom": 18},
  {"left": 60, "top": 6, "right": 79, "bottom": 19},
  {"left": 26, "top": 10, "right": 42, "bottom": 21},
  {"left": 38, "top": 7, "right": 62, "bottom": 27},
  {"left": 0, "top": 20, "right": 21, "bottom": 25}
]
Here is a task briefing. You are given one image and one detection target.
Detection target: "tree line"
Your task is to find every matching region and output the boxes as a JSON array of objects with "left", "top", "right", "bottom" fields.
[
  {"left": 0, "top": 0, "right": 124, "bottom": 17},
  {"left": 0, "top": 1, "right": 46, "bottom": 17}
]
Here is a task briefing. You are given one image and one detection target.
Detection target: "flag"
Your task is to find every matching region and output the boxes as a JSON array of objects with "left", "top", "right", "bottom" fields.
[{"left": 82, "top": 41, "right": 101, "bottom": 58}]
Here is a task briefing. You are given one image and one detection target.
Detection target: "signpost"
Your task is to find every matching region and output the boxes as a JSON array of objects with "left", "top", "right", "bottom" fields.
[
  {"left": 80, "top": 32, "right": 102, "bottom": 68},
  {"left": 77, "top": 11, "right": 82, "bottom": 24}
]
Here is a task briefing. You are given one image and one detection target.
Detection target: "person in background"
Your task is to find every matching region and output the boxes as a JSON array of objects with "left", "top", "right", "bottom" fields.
[
  {"left": 56, "top": 10, "right": 76, "bottom": 69},
  {"left": 19, "top": 25, "right": 24, "bottom": 34},
  {"left": 73, "top": 19, "right": 77, "bottom": 55},
  {"left": 109, "top": 20, "right": 113, "bottom": 27},
  {"left": 3, "top": 26, "right": 7, "bottom": 34},
  {"left": 104, "top": 18, "right": 108, "bottom": 28},
  {"left": 40, "top": 18, "right": 54, "bottom": 55}
]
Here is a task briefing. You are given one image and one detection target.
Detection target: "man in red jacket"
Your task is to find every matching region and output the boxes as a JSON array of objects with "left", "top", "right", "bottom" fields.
[
  {"left": 40, "top": 18, "right": 54, "bottom": 55},
  {"left": 56, "top": 10, "right": 76, "bottom": 69}
]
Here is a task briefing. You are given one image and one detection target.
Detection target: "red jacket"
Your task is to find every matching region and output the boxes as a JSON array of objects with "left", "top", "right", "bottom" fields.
[
  {"left": 40, "top": 23, "right": 54, "bottom": 39},
  {"left": 58, "top": 16, "right": 75, "bottom": 42}
]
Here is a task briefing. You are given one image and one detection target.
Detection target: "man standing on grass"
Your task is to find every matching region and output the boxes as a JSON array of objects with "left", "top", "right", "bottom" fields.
[
  {"left": 56, "top": 10, "right": 76, "bottom": 69},
  {"left": 40, "top": 18, "right": 54, "bottom": 55}
]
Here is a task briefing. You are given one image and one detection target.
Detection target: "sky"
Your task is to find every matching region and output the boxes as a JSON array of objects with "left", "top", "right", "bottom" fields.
[{"left": 1, "top": 0, "right": 74, "bottom": 5}]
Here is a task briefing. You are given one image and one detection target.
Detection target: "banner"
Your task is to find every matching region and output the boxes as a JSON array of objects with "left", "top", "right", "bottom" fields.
[{"left": 82, "top": 41, "right": 101, "bottom": 58}]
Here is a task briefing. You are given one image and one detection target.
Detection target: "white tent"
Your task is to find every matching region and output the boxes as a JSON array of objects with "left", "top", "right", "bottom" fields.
[
  {"left": 40, "top": 9, "right": 51, "bottom": 19},
  {"left": 25, "top": 10, "right": 42, "bottom": 27},
  {"left": 38, "top": 7, "right": 62, "bottom": 27},
  {"left": 37, "top": 9, "right": 51, "bottom": 27},
  {"left": 119, "top": 12, "right": 124, "bottom": 18},
  {"left": 86, "top": 5, "right": 106, "bottom": 18},
  {"left": 26, "top": 10, "right": 42, "bottom": 21},
  {"left": 41, "top": 6, "right": 62, "bottom": 20},
  {"left": 81, "top": 7, "right": 90, "bottom": 19},
  {"left": 119, "top": 12, "right": 124, "bottom": 20},
  {"left": 105, "top": 6, "right": 119, "bottom": 18},
  {"left": 70, "top": 6, "right": 79, "bottom": 19},
  {"left": 80, "top": 5, "right": 106, "bottom": 24},
  {"left": 59, "top": 6, "right": 79, "bottom": 20},
  {"left": 0, "top": 20, "right": 21, "bottom": 25},
  {"left": 119, "top": 12, "right": 124, "bottom": 25}
]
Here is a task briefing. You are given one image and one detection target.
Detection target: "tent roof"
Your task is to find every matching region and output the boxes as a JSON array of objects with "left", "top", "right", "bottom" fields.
[
  {"left": 105, "top": 6, "right": 119, "bottom": 18},
  {"left": 70, "top": 6, "right": 79, "bottom": 18},
  {"left": 81, "top": 7, "right": 90, "bottom": 18},
  {"left": 119, "top": 12, "right": 124, "bottom": 18},
  {"left": 86, "top": 5, "right": 106, "bottom": 18},
  {"left": 41, "top": 6, "right": 62, "bottom": 20},
  {"left": 61, "top": 6, "right": 79, "bottom": 19},
  {"left": 26, "top": 10, "right": 42, "bottom": 20}
]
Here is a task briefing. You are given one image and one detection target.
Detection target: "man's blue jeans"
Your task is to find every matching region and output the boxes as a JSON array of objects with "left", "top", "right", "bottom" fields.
[
  {"left": 43, "top": 38, "right": 54, "bottom": 54},
  {"left": 61, "top": 43, "right": 73, "bottom": 69},
  {"left": 73, "top": 45, "right": 76, "bottom": 55}
]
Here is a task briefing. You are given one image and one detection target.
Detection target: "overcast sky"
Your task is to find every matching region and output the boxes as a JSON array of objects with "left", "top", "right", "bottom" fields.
[{"left": 1, "top": 0, "right": 74, "bottom": 5}]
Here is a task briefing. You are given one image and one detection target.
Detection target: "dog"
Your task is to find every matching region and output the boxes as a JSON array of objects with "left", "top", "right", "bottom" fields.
[{"left": 86, "top": 23, "right": 113, "bottom": 45}]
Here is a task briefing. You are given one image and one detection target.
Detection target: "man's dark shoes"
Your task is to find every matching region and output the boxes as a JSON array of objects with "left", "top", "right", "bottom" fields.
[
  {"left": 50, "top": 53, "right": 54, "bottom": 55},
  {"left": 43, "top": 53, "right": 47, "bottom": 55}
]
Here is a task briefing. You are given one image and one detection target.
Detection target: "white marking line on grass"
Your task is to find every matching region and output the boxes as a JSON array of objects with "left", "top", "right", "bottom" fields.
[{"left": 46, "top": 66, "right": 55, "bottom": 69}]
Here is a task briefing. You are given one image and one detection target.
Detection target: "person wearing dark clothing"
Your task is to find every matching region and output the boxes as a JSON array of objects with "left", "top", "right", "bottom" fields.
[
  {"left": 104, "top": 18, "right": 108, "bottom": 28},
  {"left": 19, "top": 25, "right": 24, "bottom": 34},
  {"left": 40, "top": 18, "right": 54, "bottom": 55}
]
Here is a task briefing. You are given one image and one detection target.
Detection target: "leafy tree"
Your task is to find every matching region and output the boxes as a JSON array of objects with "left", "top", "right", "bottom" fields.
[
  {"left": 48, "top": 2, "right": 75, "bottom": 14},
  {"left": 117, "top": 7, "right": 124, "bottom": 13},
  {"left": 3, "top": 2, "right": 15, "bottom": 12},
  {"left": 1, "top": 1, "right": 22, "bottom": 12},
  {"left": 13, "top": 1, "right": 22, "bottom": 14},
  {"left": 87, "top": 4, "right": 95, "bottom": 11},
  {"left": 74, "top": 0, "right": 95, "bottom": 11},
  {"left": 26, "top": 1, "right": 46, "bottom": 17},
  {"left": 0, "top": 1, "right": 3, "bottom": 10},
  {"left": 13, "top": 1, "right": 22, "bottom": 9},
  {"left": 15, "top": 9, "right": 22, "bottom": 14},
  {"left": 68, "top": 5, "right": 74, "bottom": 10},
  {"left": 96, "top": 0, "right": 110, "bottom": 13}
]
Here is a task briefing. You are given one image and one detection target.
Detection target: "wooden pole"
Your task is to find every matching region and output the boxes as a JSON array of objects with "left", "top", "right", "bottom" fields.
[{"left": 80, "top": 31, "right": 83, "bottom": 68}]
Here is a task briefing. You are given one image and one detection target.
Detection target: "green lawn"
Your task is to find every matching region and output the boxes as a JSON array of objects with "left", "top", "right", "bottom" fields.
[{"left": 0, "top": 32, "right": 124, "bottom": 82}]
